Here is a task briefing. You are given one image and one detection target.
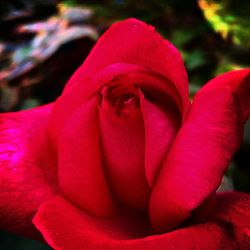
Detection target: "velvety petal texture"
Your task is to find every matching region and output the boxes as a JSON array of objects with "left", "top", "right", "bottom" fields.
[
  {"left": 47, "top": 18, "right": 189, "bottom": 152},
  {"left": 201, "top": 69, "right": 250, "bottom": 123},
  {"left": 63, "top": 18, "right": 189, "bottom": 113},
  {"left": 33, "top": 192, "right": 250, "bottom": 250},
  {"left": 211, "top": 192, "right": 250, "bottom": 246},
  {"left": 150, "top": 69, "right": 250, "bottom": 232},
  {"left": 43, "top": 19, "right": 189, "bottom": 229},
  {"left": 139, "top": 91, "right": 181, "bottom": 187},
  {"left": 52, "top": 62, "right": 183, "bottom": 214},
  {"left": 99, "top": 90, "right": 150, "bottom": 210},
  {"left": 58, "top": 98, "right": 116, "bottom": 217},
  {"left": 49, "top": 63, "right": 186, "bottom": 147},
  {"left": 0, "top": 105, "right": 58, "bottom": 237}
]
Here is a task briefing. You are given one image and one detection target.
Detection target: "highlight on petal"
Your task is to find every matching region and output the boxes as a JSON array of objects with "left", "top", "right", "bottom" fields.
[
  {"left": 33, "top": 193, "right": 250, "bottom": 250},
  {"left": 58, "top": 97, "right": 116, "bottom": 217},
  {"left": 0, "top": 105, "right": 58, "bottom": 237},
  {"left": 63, "top": 18, "right": 189, "bottom": 112},
  {"left": 150, "top": 69, "right": 250, "bottom": 232}
]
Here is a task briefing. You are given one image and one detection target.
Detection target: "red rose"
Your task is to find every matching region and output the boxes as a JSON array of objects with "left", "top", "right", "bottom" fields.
[{"left": 0, "top": 18, "right": 250, "bottom": 249}]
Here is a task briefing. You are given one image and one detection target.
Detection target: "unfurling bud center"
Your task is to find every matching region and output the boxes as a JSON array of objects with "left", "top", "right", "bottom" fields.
[
  {"left": 101, "top": 85, "right": 140, "bottom": 116},
  {"left": 99, "top": 82, "right": 181, "bottom": 212}
]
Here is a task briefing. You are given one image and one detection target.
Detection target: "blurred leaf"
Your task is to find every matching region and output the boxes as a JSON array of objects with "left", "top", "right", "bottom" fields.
[
  {"left": 215, "top": 57, "right": 244, "bottom": 75},
  {"left": 198, "top": 0, "right": 250, "bottom": 47},
  {"left": 62, "top": 0, "right": 78, "bottom": 7},
  {"left": 19, "top": 98, "right": 41, "bottom": 110},
  {"left": 189, "top": 83, "right": 201, "bottom": 97},
  {"left": 182, "top": 50, "right": 207, "bottom": 70},
  {"left": 171, "top": 29, "right": 196, "bottom": 48}
]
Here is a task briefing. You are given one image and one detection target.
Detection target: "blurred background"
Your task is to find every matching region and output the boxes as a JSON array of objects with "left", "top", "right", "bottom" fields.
[{"left": 0, "top": 0, "right": 249, "bottom": 248}]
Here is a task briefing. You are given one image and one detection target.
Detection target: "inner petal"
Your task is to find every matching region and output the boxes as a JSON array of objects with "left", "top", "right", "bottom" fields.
[
  {"left": 99, "top": 86, "right": 150, "bottom": 210},
  {"left": 139, "top": 91, "right": 181, "bottom": 187}
]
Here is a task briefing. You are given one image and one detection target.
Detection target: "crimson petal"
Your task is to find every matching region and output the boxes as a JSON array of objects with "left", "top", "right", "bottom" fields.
[
  {"left": 0, "top": 105, "right": 57, "bottom": 237},
  {"left": 49, "top": 63, "right": 186, "bottom": 146},
  {"left": 63, "top": 18, "right": 189, "bottom": 112},
  {"left": 33, "top": 192, "right": 250, "bottom": 250},
  {"left": 99, "top": 92, "right": 150, "bottom": 210},
  {"left": 150, "top": 69, "right": 250, "bottom": 232},
  {"left": 139, "top": 91, "right": 181, "bottom": 187},
  {"left": 58, "top": 97, "right": 116, "bottom": 217},
  {"left": 201, "top": 69, "right": 250, "bottom": 123},
  {"left": 212, "top": 191, "right": 250, "bottom": 246}
]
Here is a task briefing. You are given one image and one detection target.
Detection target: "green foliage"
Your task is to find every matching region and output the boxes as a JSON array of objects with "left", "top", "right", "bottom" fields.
[
  {"left": 199, "top": 0, "right": 250, "bottom": 47},
  {"left": 183, "top": 50, "right": 207, "bottom": 70}
]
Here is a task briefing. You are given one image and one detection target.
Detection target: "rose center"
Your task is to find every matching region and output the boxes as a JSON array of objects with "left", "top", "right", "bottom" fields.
[
  {"left": 103, "top": 85, "right": 140, "bottom": 116},
  {"left": 99, "top": 83, "right": 182, "bottom": 212}
]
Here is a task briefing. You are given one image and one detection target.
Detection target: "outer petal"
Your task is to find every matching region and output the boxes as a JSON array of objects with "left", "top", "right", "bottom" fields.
[
  {"left": 63, "top": 18, "right": 189, "bottom": 112},
  {"left": 58, "top": 97, "right": 116, "bottom": 217},
  {"left": 0, "top": 105, "right": 58, "bottom": 237},
  {"left": 150, "top": 69, "right": 250, "bottom": 232},
  {"left": 33, "top": 192, "right": 250, "bottom": 250},
  {"left": 201, "top": 69, "right": 250, "bottom": 123}
]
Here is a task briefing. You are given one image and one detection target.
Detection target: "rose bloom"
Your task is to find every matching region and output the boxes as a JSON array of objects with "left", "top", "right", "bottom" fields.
[{"left": 0, "top": 19, "right": 250, "bottom": 249}]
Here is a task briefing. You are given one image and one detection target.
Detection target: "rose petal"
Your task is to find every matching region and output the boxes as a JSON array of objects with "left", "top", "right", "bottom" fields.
[
  {"left": 99, "top": 93, "right": 150, "bottom": 210},
  {"left": 0, "top": 104, "right": 57, "bottom": 237},
  {"left": 49, "top": 63, "right": 186, "bottom": 146},
  {"left": 58, "top": 97, "right": 116, "bottom": 217},
  {"left": 139, "top": 91, "right": 181, "bottom": 187},
  {"left": 150, "top": 69, "right": 250, "bottom": 232},
  {"left": 33, "top": 193, "right": 250, "bottom": 250},
  {"left": 47, "top": 20, "right": 190, "bottom": 203},
  {"left": 201, "top": 69, "right": 250, "bottom": 123},
  {"left": 63, "top": 18, "right": 189, "bottom": 111},
  {"left": 212, "top": 191, "right": 250, "bottom": 246}
]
